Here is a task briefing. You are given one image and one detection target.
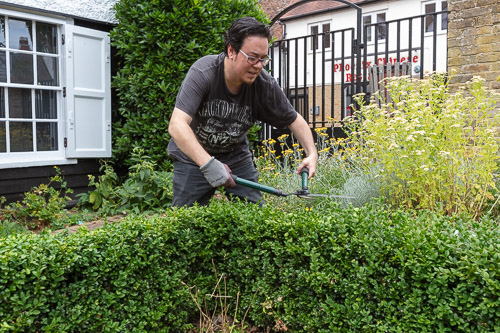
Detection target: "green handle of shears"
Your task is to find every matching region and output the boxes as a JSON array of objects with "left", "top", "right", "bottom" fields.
[
  {"left": 301, "top": 167, "right": 309, "bottom": 191},
  {"left": 232, "top": 175, "right": 287, "bottom": 197}
]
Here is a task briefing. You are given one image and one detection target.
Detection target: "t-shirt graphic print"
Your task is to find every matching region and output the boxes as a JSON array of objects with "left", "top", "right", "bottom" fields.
[{"left": 195, "top": 99, "right": 253, "bottom": 155}]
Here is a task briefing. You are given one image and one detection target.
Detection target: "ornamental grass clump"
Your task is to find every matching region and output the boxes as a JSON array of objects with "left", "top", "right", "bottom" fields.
[
  {"left": 345, "top": 73, "right": 500, "bottom": 218},
  {"left": 255, "top": 128, "right": 380, "bottom": 208}
]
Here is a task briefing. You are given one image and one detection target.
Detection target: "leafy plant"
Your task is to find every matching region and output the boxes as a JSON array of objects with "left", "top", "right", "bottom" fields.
[
  {"left": 3, "top": 167, "right": 73, "bottom": 230},
  {"left": 255, "top": 128, "right": 380, "bottom": 208},
  {"left": 111, "top": 0, "right": 268, "bottom": 170},
  {"left": 345, "top": 74, "right": 500, "bottom": 218},
  {"left": 78, "top": 148, "right": 173, "bottom": 214},
  {"left": 77, "top": 161, "right": 119, "bottom": 211},
  {"left": 247, "top": 122, "right": 262, "bottom": 152},
  {"left": 0, "top": 220, "right": 29, "bottom": 238}
]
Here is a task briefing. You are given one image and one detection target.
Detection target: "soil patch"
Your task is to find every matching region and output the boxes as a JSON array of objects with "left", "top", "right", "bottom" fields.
[{"left": 51, "top": 214, "right": 126, "bottom": 235}]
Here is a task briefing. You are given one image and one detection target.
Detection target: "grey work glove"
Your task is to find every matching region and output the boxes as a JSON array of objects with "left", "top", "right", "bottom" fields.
[{"left": 200, "top": 157, "right": 236, "bottom": 188}]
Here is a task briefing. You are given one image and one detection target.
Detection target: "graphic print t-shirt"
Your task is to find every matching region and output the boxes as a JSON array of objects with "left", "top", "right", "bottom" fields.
[{"left": 168, "top": 53, "right": 297, "bottom": 165}]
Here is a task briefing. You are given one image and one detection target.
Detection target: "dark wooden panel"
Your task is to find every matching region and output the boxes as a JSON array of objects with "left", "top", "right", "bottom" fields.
[{"left": 0, "top": 159, "right": 101, "bottom": 204}]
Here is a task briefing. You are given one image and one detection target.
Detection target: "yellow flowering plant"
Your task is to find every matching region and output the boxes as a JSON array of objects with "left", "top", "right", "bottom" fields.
[
  {"left": 255, "top": 126, "right": 379, "bottom": 208},
  {"left": 344, "top": 73, "right": 500, "bottom": 218}
]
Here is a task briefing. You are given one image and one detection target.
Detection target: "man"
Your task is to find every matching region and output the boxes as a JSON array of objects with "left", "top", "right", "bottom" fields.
[{"left": 168, "top": 17, "right": 318, "bottom": 207}]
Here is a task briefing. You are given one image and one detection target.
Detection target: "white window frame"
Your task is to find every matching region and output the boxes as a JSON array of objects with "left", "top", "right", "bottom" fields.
[
  {"left": 0, "top": 7, "right": 111, "bottom": 169},
  {"left": 422, "top": 1, "right": 448, "bottom": 35},
  {"left": 363, "top": 10, "right": 387, "bottom": 44},
  {"left": 308, "top": 20, "right": 332, "bottom": 52}
]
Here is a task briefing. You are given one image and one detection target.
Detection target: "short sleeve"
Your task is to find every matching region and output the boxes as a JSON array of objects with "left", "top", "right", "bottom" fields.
[
  {"left": 253, "top": 71, "right": 297, "bottom": 129},
  {"left": 175, "top": 55, "right": 221, "bottom": 116},
  {"left": 175, "top": 68, "right": 208, "bottom": 117}
]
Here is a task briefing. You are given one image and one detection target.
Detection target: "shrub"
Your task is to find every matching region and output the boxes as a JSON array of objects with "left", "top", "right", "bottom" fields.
[
  {"left": 78, "top": 148, "right": 173, "bottom": 215},
  {"left": 1, "top": 167, "right": 73, "bottom": 231},
  {"left": 110, "top": 0, "right": 268, "bottom": 169},
  {"left": 345, "top": 74, "right": 500, "bottom": 218},
  {"left": 0, "top": 197, "right": 28, "bottom": 237},
  {"left": 0, "top": 217, "right": 193, "bottom": 332},
  {"left": 1, "top": 201, "right": 497, "bottom": 332}
]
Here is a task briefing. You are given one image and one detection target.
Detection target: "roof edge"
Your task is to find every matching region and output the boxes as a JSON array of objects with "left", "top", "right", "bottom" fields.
[
  {"left": 279, "top": 0, "right": 379, "bottom": 22},
  {"left": 0, "top": 1, "right": 117, "bottom": 25}
]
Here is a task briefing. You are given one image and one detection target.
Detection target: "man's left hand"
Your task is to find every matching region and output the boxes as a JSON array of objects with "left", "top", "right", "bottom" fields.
[{"left": 297, "top": 153, "right": 318, "bottom": 178}]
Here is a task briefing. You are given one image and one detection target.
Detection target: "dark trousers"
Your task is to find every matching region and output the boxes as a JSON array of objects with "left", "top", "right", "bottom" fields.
[{"left": 171, "top": 157, "right": 263, "bottom": 208}]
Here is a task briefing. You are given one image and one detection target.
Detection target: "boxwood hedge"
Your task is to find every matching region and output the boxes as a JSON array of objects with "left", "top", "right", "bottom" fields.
[{"left": 0, "top": 201, "right": 498, "bottom": 332}]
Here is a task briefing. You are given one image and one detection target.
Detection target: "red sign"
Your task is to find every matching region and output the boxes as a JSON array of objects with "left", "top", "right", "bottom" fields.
[{"left": 332, "top": 55, "right": 420, "bottom": 82}]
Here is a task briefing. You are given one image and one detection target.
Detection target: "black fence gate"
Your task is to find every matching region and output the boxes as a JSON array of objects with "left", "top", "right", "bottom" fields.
[{"left": 261, "top": 0, "right": 448, "bottom": 142}]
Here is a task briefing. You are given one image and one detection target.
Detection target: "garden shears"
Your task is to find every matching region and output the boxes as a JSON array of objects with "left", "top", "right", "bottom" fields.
[{"left": 231, "top": 167, "right": 355, "bottom": 200}]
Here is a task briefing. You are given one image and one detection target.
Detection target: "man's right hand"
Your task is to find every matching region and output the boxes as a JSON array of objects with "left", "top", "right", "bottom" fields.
[{"left": 200, "top": 157, "right": 236, "bottom": 188}]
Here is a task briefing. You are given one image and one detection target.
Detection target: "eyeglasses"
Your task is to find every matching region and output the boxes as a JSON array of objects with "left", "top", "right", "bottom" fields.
[{"left": 239, "top": 49, "right": 271, "bottom": 66}]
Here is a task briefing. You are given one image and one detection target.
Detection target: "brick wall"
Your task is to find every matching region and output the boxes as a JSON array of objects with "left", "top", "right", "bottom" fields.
[
  {"left": 259, "top": 0, "right": 298, "bottom": 21},
  {"left": 259, "top": 0, "right": 299, "bottom": 38},
  {"left": 307, "top": 85, "right": 343, "bottom": 125},
  {"left": 447, "top": 0, "right": 500, "bottom": 93}
]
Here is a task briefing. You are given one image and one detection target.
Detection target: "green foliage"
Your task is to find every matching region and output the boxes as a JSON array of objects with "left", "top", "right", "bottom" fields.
[
  {"left": 111, "top": 0, "right": 268, "bottom": 169},
  {"left": 0, "top": 216, "right": 193, "bottom": 332},
  {"left": 0, "top": 220, "right": 29, "bottom": 238},
  {"left": 78, "top": 148, "right": 173, "bottom": 215},
  {"left": 247, "top": 122, "right": 262, "bottom": 152},
  {"left": 1, "top": 201, "right": 497, "bottom": 331},
  {"left": 345, "top": 74, "right": 500, "bottom": 218},
  {"left": 77, "top": 161, "right": 119, "bottom": 212},
  {"left": 255, "top": 130, "right": 380, "bottom": 209},
  {"left": 1, "top": 167, "right": 73, "bottom": 230}
]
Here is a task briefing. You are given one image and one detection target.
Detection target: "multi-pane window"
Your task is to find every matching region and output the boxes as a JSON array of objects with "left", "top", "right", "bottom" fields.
[
  {"left": 310, "top": 22, "right": 331, "bottom": 50},
  {"left": 363, "top": 12, "right": 387, "bottom": 43},
  {"left": 0, "top": 15, "right": 60, "bottom": 153},
  {"left": 424, "top": 1, "right": 448, "bottom": 33}
]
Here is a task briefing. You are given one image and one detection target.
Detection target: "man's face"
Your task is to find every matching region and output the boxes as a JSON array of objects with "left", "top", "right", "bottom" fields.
[{"left": 229, "top": 35, "right": 269, "bottom": 85}]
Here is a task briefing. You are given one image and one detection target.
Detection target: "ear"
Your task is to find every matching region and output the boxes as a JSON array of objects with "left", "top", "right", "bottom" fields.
[{"left": 227, "top": 43, "right": 237, "bottom": 59}]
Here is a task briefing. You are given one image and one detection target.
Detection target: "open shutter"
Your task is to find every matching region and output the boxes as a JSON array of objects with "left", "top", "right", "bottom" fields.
[{"left": 65, "top": 25, "right": 111, "bottom": 158}]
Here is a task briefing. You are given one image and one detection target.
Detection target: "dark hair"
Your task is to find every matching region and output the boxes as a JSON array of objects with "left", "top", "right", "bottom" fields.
[{"left": 224, "top": 17, "right": 272, "bottom": 55}]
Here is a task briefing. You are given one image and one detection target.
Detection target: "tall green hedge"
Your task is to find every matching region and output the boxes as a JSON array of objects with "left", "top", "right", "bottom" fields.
[
  {"left": 111, "top": 0, "right": 268, "bottom": 169},
  {"left": 1, "top": 201, "right": 498, "bottom": 332}
]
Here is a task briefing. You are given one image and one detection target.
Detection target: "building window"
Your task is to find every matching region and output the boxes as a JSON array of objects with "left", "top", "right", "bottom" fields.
[
  {"left": 310, "top": 22, "right": 331, "bottom": 50},
  {"left": 0, "top": 7, "right": 111, "bottom": 168},
  {"left": 0, "top": 14, "right": 61, "bottom": 154},
  {"left": 424, "top": 1, "right": 448, "bottom": 33},
  {"left": 363, "top": 12, "right": 387, "bottom": 43}
]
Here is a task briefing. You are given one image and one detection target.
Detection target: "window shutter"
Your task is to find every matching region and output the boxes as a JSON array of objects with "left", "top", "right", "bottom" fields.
[{"left": 65, "top": 25, "right": 111, "bottom": 158}]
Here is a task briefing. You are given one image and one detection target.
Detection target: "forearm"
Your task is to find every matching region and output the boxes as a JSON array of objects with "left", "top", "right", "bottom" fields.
[
  {"left": 288, "top": 114, "right": 318, "bottom": 159},
  {"left": 288, "top": 114, "right": 319, "bottom": 176},
  {"left": 168, "top": 108, "right": 211, "bottom": 167},
  {"left": 168, "top": 107, "right": 235, "bottom": 188}
]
